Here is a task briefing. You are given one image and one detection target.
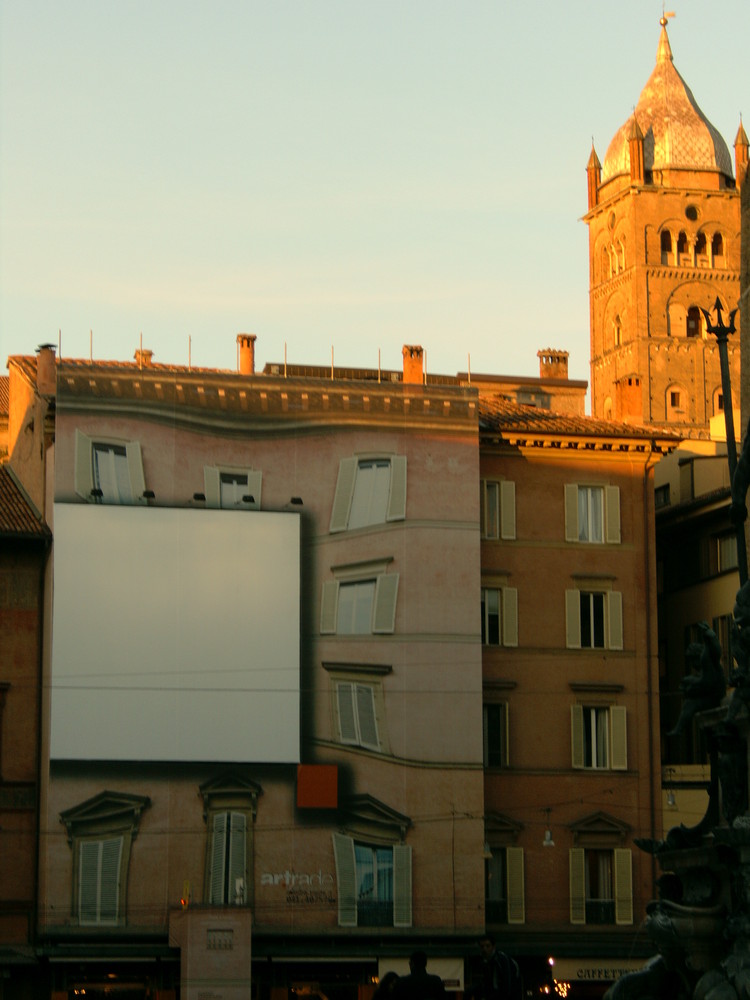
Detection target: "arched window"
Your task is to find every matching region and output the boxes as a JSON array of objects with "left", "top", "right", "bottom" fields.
[
  {"left": 602, "top": 247, "right": 611, "bottom": 280},
  {"left": 613, "top": 315, "right": 622, "bottom": 347},
  {"left": 695, "top": 232, "right": 708, "bottom": 266},
  {"left": 677, "top": 231, "right": 689, "bottom": 264},
  {"left": 712, "top": 232, "right": 725, "bottom": 261},
  {"left": 686, "top": 306, "right": 702, "bottom": 338},
  {"left": 713, "top": 387, "right": 724, "bottom": 416},
  {"left": 660, "top": 229, "right": 672, "bottom": 265},
  {"left": 666, "top": 384, "right": 687, "bottom": 421},
  {"left": 617, "top": 239, "right": 625, "bottom": 272}
]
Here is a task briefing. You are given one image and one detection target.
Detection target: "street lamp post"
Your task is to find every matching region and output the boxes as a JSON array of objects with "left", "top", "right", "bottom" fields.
[{"left": 702, "top": 296, "right": 747, "bottom": 584}]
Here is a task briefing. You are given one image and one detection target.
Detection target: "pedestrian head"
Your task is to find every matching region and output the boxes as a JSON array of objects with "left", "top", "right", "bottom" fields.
[
  {"left": 409, "top": 951, "right": 428, "bottom": 973},
  {"left": 478, "top": 935, "right": 496, "bottom": 960}
]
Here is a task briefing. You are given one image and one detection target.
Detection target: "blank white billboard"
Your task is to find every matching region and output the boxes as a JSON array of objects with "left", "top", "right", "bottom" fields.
[{"left": 51, "top": 503, "right": 300, "bottom": 762}]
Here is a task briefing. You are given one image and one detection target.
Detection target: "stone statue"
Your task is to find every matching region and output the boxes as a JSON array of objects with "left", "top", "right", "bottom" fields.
[{"left": 666, "top": 622, "right": 726, "bottom": 738}]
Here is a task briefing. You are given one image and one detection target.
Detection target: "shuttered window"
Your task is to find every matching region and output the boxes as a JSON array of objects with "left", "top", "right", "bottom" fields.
[
  {"left": 330, "top": 457, "right": 407, "bottom": 532},
  {"left": 480, "top": 480, "right": 516, "bottom": 540},
  {"left": 481, "top": 588, "right": 518, "bottom": 647},
  {"left": 571, "top": 705, "right": 627, "bottom": 771},
  {"left": 565, "top": 590, "right": 623, "bottom": 651},
  {"left": 208, "top": 811, "right": 248, "bottom": 905},
  {"left": 336, "top": 682, "right": 380, "bottom": 751},
  {"left": 320, "top": 575, "right": 399, "bottom": 635},
  {"left": 331, "top": 834, "right": 412, "bottom": 928},
  {"left": 569, "top": 848, "right": 632, "bottom": 926},
  {"left": 483, "top": 703, "right": 509, "bottom": 767},
  {"left": 74, "top": 430, "right": 147, "bottom": 505},
  {"left": 78, "top": 837, "right": 123, "bottom": 925},
  {"left": 204, "top": 467, "right": 262, "bottom": 510},
  {"left": 564, "top": 484, "right": 620, "bottom": 544}
]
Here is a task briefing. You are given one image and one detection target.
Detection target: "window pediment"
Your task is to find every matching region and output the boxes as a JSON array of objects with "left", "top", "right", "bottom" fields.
[
  {"left": 60, "top": 791, "right": 150, "bottom": 843},
  {"left": 200, "top": 771, "right": 263, "bottom": 819},
  {"left": 485, "top": 811, "right": 524, "bottom": 845},
  {"left": 340, "top": 793, "right": 411, "bottom": 842},
  {"left": 569, "top": 810, "right": 630, "bottom": 846}
]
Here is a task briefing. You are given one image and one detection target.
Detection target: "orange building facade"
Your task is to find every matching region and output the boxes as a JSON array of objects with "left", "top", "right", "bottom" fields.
[{"left": 1, "top": 339, "right": 677, "bottom": 1000}]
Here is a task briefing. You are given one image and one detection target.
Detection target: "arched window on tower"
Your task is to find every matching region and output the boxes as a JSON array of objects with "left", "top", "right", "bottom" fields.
[
  {"left": 666, "top": 384, "right": 688, "bottom": 422},
  {"left": 695, "top": 232, "right": 708, "bottom": 267},
  {"left": 677, "top": 231, "right": 690, "bottom": 266},
  {"left": 617, "top": 239, "right": 625, "bottom": 273},
  {"left": 686, "top": 306, "right": 702, "bottom": 339},
  {"left": 712, "top": 232, "right": 725, "bottom": 266},
  {"left": 660, "top": 229, "right": 673, "bottom": 265},
  {"left": 712, "top": 387, "right": 724, "bottom": 416},
  {"left": 613, "top": 315, "right": 622, "bottom": 348},
  {"left": 602, "top": 247, "right": 611, "bottom": 280}
]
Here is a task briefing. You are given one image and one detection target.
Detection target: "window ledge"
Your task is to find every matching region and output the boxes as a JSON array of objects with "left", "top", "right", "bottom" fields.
[
  {"left": 323, "top": 662, "right": 392, "bottom": 675},
  {"left": 570, "top": 682, "right": 625, "bottom": 693}
]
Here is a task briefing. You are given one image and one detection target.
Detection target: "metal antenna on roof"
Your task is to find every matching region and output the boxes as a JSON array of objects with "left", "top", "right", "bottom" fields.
[{"left": 378, "top": 348, "right": 381, "bottom": 383}]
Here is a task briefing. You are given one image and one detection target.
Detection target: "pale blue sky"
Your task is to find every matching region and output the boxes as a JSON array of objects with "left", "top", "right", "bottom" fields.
[{"left": 1, "top": 1, "right": 747, "bottom": 390}]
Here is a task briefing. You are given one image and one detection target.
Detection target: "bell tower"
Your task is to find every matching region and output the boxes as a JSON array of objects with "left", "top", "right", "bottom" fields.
[{"left": 584, "top": 18, "right": 742, "bottom": 437}]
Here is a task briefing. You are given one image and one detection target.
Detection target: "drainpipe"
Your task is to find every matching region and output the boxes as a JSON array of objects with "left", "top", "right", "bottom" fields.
[{"left": 643, "top": 445, "right": 660, "bottom": 890}]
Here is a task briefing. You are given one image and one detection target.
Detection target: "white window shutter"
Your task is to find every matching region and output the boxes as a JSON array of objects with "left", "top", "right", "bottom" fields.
[
  {"left": 393, "top": 845, "right": 412, "bottom": 927},
  {"left": 502, "top": 587, "right": 518, "bottom": 647},
  {"left": 608, "top": 591, "right": 624, "bottom": 650},
  {"left": 610, "top": 706, "right": 628, "bottom": 770},
  {"left": 336, "top": 684, "right": 358, "bottom": 744},
  {"left": 571, "top": 705, "right": 585, "bottom": 769},
  {"left": 79, "top": 840, "right": 101, "bottom": 923},
  {"left": 99, "top": 837, "right": 122, "bottom": 923},
  {"left": 320, "top": 581, "right": 339, "bottom": 634},
  {"left": 330, "top": 457, "right": 358, "bottom": 532},
  {"left": 614, "top": 849, "right": 633, "bottom": 925},
  {"left": 125, "top": 441, "right": 147, "bottom": 504},
  {"left": 204, "top": 467, "right": 221, "bottom": 508},
  {"left": 500, "top": 481, "right": 516, "bottom": 540},
  {"left": 332, "top": 833, "right": 357, "bottom": 927},
  {"left": 246, "top": 470, "right": 263, "bottom": 510},
  {"left": 355, "top": 684, "right": 379, "bottom": 750},
  {"left": 373, "top": 574, "right": 399, "bottom": 633},
  {"left": 565, "top": 590, "right": 581, "bottom": 648},
  {"left": 506, "top": 846, "right": 525, "bottom": 924},
  {"left": 74, "top": 430, "right": 95, "bottom": 501},
  {"left": 210, "top": 813, "right": 228, "bottom": 904},
  {"left": 605, "top": 486, "right": 621, "bottom": 543},
  {"left": 228, "top": 812, "right": 247, "bottom": 904},
  {"left": 564, "top": 484, "right": 579, "bottom": 542},
  {"left": 569, "top": 848, "right": 586, "bottom": 924},
  {"left": 386, "top": 456, "right": 407, "bottom": 522}
]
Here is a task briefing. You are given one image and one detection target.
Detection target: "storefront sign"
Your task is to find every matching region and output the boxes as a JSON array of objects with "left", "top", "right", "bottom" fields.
[
  {"left": 550, "top": 959, "right": 645, "bottom": 983},
  {"left": 260, "top": 870, "right": 335, "bottom": 906}
]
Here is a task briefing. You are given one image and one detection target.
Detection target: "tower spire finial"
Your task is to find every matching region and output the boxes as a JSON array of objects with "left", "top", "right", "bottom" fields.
[{"left": 660, "top": 7, "right": 675, "bottom": 28}]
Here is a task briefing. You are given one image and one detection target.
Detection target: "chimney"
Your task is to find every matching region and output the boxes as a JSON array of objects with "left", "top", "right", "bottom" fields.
[
  {"left": 134, "top": 348, "right": 154, "bottom": 368},
  {"left": 237, "top": 333, "right": 257, "bottom": 375},
  {"left": 36, "top": 344, "right": 57, "bottom": 395},
  {"left": 402, "top": 344, "right": 424, "bottom": 385},
  {"left": 538, "top": 349, "right": 569, "bottom": 380}
]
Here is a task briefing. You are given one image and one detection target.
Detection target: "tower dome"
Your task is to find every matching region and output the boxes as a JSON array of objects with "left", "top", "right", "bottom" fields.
[{"left": 602, "top": 22, "right": 733, "bottom": 182}]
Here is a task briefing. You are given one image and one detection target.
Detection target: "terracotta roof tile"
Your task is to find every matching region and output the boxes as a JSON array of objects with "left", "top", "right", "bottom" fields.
[
  {"left": 479, "top": 395, "right": 681, "bottom": 444},
  {"left": 0, "top": 465, "right": 49, "bottom": 538}
]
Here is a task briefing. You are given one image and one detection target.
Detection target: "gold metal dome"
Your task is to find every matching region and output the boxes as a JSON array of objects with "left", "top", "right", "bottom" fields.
[{"left": 602, "top": 24, "right": 733, "bottom": 181}]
